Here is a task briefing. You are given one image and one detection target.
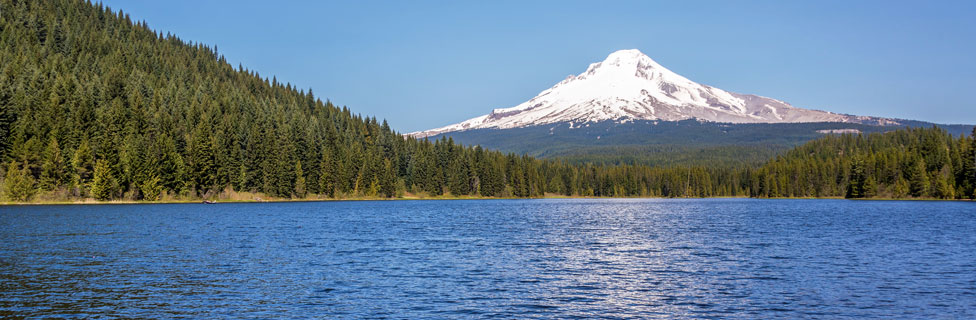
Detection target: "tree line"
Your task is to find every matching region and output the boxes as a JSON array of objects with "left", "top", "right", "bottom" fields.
[
  {"left": 751, "top": 127, "right": 976, "bottom": 199},
  {"left": 1, "top": 0, "right": 974, "bottom": 202}
]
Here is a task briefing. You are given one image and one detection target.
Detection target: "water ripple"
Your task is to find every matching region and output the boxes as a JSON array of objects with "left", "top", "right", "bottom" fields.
[{"left": 1, "top": 199, "right": 975, "bottom": 318}]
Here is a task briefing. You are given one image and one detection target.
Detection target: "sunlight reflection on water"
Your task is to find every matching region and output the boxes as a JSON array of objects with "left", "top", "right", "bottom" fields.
[{"left": 1, "top": 199, "right": 974, "bottom": 318}]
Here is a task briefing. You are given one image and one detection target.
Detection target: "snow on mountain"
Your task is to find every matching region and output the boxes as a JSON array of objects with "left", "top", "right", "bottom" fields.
[{"left": 410, "top": 49, "right": 898, "bottom": 137}]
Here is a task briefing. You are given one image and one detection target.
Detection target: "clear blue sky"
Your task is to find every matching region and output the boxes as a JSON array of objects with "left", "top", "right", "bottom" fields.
[{"left": 100, "top": 0, "right": 975, "bottom": 131}]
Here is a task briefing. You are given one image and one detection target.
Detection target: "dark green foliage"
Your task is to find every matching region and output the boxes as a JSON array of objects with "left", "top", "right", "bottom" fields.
[
  {"left": 140, "top": 173, "right": 162, "bottom": 201},
  {"left": 40, "top": 137, "right": 67, "bottom": 190},
  {"left": 1, "top": 1, "right": 971, "bottom": 202},
  {"left": 0, "top": 102, "right": 12, "bottom": 160},
  {"left": 318, "top": 150, "right": 337, "bottom": 198},
  {"left": 754, "top": 127, "right": 975, "bottom": 199},
  {"left": 294, "top": 160, "right": 306, "bottom": 198},
  {"left": 188, "top": 123, "right": 218, "bottom": 197},
  {"left": 71, "top": 139, "right": 94, "bottom": 195},
  {"left": 3, "top": 161, "right": 36, "bottom": 201},
  {"left": 906, "top": 157, "right": 929, "bottom": 197},
  {"left": 845, "top": 156, "right": 868, "bottom": 198},
  {"left": 90, "top": 159, "right": 117, "bottom": 201},
  {"left": 967, "top": 127, "right": 976, "bottom": 198},
  {"left": 431, "top": 119, "right": 973, "bottom": 167},
  {"left": 379, "top": 159, "right": 396, "bottom": 198}
]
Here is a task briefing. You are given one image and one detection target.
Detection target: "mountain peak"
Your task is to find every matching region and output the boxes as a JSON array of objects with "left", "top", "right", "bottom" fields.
[
  {"left": 605, "top": 48, "right": 647, "bottom": 59},
  {"left": 410, "top": 50, "right": 897, "bottom": 137},
  {"left": 604, "top": 49, "right": 652, "bottom": 63},
  {"left": 590, "top": 49, "right": 664, "bottom": 73}
]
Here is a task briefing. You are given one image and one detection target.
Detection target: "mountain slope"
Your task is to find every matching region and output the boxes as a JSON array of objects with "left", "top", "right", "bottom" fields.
[
  {"left": 412, "top": 49, "right": 897, "bottom": 137},
  {"left": 428, "top": 119, "right": 973, "bottom": 167},
  {"left": 0, "top": 0, "right": 587, "bottom": 201}
]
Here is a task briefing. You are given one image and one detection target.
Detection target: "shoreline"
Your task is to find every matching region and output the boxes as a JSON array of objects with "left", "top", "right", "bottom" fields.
[{"left": 1, "top": 195, "right": 969, "bottom": 206}]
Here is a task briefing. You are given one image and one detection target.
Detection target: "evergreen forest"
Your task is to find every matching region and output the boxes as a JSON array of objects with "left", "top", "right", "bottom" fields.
[{"left": 1, "top": 0, "right": 974, "bottom": 203}]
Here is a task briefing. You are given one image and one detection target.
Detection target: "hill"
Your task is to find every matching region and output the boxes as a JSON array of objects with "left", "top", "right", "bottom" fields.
[
  {"left": 0, "top": 0, "right": 537, "bottom": 201},
  {"left": 752, "top": 127, "right": 976, "bottom": 199}
]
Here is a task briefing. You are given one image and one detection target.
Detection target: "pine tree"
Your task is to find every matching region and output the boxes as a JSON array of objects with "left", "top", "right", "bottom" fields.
[
  {"left": 863, "top": 175, "right": 878, "bottom": 198},
  {"left": 892, "top": 176, "right": 910, "bottom": 198},
  {"left": 478, "top": 159, "right": 499, "bottom": 197},
  {"left": 91, "top": 159, "right": 117, "bottom": 201},
  {"left": 354, "top": 151, "right": 373, "bottom": 196},
  {"left": 380, "top": 158, "right": 396, "bottom": 198},
  {"left": 40, "top": 137, "right": 67, "bottom": 190},
  {"left": 0, "top": 99, "right": 12, "bottom": 160},
  {"left": 3, "top": 161, "right": 36, "bottom": 202},
  {"left": 318, "top": 150, "right": 337, "bottom": 197},
  {"left": 294, "top": 160, "right": 306, "bottom": 198},
  {"left": 508, "top": 156, "right": 526, "bottom": 197},
  {"left": 157, "top": 137, "right": 187, "bottom": 196},
  {"left": 846, "top": 156, "right": 867, "bottom": 198},
  {"left": 72, "top": 139, "right": 95, "bottom": 194},
  {"left": 189, "top": 124, "right": 218, "bottom": 197},
  {"left": 907, "top": 158, "right": 929, "bottom": 197},
  {"left": 140, "top": 173, "right": 162, "bottom": 201},
  {"left": 932, "top": 172, "right": 955, "bottom": 199},
  {"left": 447, "top": 155, "right": 470, "bottom": 196}
]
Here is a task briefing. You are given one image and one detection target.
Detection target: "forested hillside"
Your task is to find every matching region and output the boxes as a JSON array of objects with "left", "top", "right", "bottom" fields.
[
  {"left": 0, "top": 0, "right": 753, "bottom": 202},
  {"left": 751, "top": 127, "right": 976, "bottom": 199},
  {"left": 1, "top": 1, "right": 973, "bottom": 203}
]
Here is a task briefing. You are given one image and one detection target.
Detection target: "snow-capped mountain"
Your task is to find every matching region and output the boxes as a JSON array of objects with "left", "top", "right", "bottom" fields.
[{"left": 411, "top": 49, "right": 897, "bottom": 137}]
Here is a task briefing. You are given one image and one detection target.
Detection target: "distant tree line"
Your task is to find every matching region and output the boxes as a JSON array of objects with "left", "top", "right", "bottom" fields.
[
  {"left": 429, "top": 119, "right": 976, "bottom": 169},
  {"left": 1, "top": 0, "right": 974, "bottom": 202},
  {"left": 751, "top": 127, "right": 976, "bottom": 199}
]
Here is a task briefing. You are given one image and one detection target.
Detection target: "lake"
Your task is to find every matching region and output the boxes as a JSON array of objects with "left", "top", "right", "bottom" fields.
[{"left": 1, "top": 199, "right": 974, "bottom": 318}]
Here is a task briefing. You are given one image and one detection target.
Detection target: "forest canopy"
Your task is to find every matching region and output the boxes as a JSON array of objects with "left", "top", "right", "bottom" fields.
[{"left": 1, "top": 0, "right": 974, "bottom": 202}]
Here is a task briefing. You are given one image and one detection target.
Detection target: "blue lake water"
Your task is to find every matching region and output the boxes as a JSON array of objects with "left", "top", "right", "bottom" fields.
[{"left": 1, "top": 199, "right": 974, "bottom": 318}]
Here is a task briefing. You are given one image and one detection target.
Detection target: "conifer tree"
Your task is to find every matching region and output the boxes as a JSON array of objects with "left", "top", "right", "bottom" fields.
[
  {"left": 40, "top": 137, "right": 67, "bottom": 190},
  {"left": 0, "top": 101, "right": 11, "bottom": 160},
  {"left": 294, "top": 160, "right": 306, "bottom": 198},
  {"left": 447, "top": 155, "right": 470, "bottom": 196},
  {"left": 140, "top": 173, "right": 162, "bottom": 201},
  {"left": 863, "top": 175, "right": 878, "bottom": 198},
  {"left": 845, "top": 156, "right": 866, "bottom": 198},
  {"left": 157, "top": 138, "right": 187, "bottom": 196},
  {"left": 91, "top": 159, "right": 117, "bottom": 201},
  {"left": 3, "top": 161, "right": 36, "bottom": 202},
  {"left": 71, "top": 139, "right": 95, "bottom": 194},
  {"left": 189, "top": 125, "right": 218, "bottom": 196},
  {"left": 907, "top": 158, "right": 929, "bottom": 197},
  {"left": 931, "top": 172, "right": 954, "bottom": 199},
  {"left": 380, "top": 159, "right": 396, "bottom": 198},
  {"left": 892, "top": 177, "right": 909, "bottom": 198},
  {"left": 318, "top": 150, "right": 337, "bottom": 198}
]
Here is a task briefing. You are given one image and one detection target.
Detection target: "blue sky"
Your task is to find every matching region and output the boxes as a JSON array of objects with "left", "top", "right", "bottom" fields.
[{"left": 101, "top": 0, "right": 975, "bottom": 132}]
